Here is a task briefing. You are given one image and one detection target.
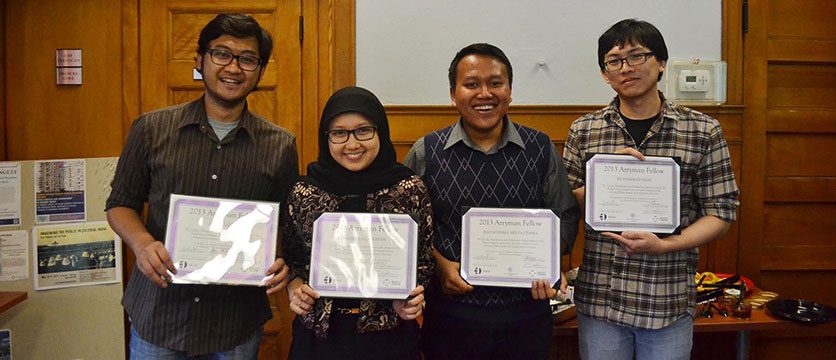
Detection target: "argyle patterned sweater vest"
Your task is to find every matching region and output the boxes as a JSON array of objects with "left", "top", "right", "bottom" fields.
[{"left": 422, "top": 122, "right": 552, "bottom": 318}]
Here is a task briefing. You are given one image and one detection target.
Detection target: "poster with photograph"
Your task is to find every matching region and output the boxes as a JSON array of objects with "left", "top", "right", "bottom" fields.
[
  {"left": 0, "top": 162, "right": 21, "bottom": 227},
  {"left": 33, "top": 222, "right": 120, "bottom": 290},
  {"left": 0, "top": 330, "right": 10, "bottom": 360},
  {"left": 34, "top": 159, "right": 86, "bottom": 223},
  {"left": 0, "top": 230, "right": 29, "bottom": 282}
]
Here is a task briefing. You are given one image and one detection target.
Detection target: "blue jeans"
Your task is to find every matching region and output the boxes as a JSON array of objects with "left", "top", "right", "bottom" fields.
[
  {"left": 577, "top": 312, "right": 693, "bottom": 360},
  {"left": 129, "top": 326, "right": 263, "bottom": 360}
]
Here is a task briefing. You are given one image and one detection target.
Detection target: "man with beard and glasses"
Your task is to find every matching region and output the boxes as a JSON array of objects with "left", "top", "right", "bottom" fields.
[{"left": 106, "top": 14, "right": 298, "bottom": 359}]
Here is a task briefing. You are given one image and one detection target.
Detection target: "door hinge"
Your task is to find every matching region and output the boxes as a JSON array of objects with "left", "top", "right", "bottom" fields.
[{"left": 299, "top": 16, "right": 304, "bottom": 44}]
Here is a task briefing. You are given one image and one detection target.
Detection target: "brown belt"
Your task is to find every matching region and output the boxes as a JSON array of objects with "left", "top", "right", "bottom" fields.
[{"left": 334, "top": 307, "right": 360, "bottom": 315}]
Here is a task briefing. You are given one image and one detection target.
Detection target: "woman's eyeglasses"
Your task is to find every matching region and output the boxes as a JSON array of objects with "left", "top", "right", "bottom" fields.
[{"left": 326, "top": 126, "right": 377, "bottom": 144}]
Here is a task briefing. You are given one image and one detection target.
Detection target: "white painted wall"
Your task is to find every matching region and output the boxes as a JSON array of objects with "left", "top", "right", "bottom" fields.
[{"left": 356, "top": 1, "right": 721, "bottom": 105}]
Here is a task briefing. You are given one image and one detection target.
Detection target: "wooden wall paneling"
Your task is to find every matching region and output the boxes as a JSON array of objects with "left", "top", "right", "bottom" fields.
[
  {"left": 767, "top": 0, "right": 836, "bottom": 38},
  {"left": 122, "top": 0, "right": 140, "bottom": 140},
  {"left": 765, "top": 177, "right": 836, "bottom": 203},
  {"left": 766, "top": 134, "right": 836, "bottom": 176},
  {"left": 739, "top": 0, "right": 768, "bottom": 284},
  {"left": 138, "top": 0, "right": 167, "bottom": 114},
  {"left": 768, "top": 38, "right": 836, "bottom": 64},
  {"left": 760, "top": 0, "right": 836, "bottom": 293},
  {"left": 1, "top": 0, "right": 5, "bottom": 161},
  {"left": 767, "top": 108, "right": 836, "bottom": 134},
  {"left": 759, "top": 270, "right": 836, "bottom": 310},
  {"left": 723, "top": 0, "right": 744, "bottom": 105},
  {"left": 742, "top": 0, "right": 836, "bottom": 357},
  {"left": 5, "top": 0, "right": 124, "bottom": 160},
  {"left": 300, "top": 0, "right": 319, "bottom": 170},
  {"left": 767, "top": 64, "right": 836, "bottom": 109},
  {"left": 301, "top": 0, "right": 355, "bottom": 170},
  {"left": 274, "top": 0, "right": 303, "bottom": 164}
]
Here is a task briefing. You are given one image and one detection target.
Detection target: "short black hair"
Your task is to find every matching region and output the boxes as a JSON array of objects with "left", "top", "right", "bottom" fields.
[
  {"left": 448, "top": 43, "right": 513, "bottom": 89},
  {"left": 197, "top": 14, "right": 273, "bottom": 66},
  {"left": 598, "top": 19, "right": 668, "bottom": 81}
]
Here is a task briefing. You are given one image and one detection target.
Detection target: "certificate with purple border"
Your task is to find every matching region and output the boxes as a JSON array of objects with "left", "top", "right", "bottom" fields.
[
  {"left": 585, "top": 154, "right": 680, "bottom": 234},
  {"left": 164, "top": 194, "right": 278, "bottom": 286},
  {"left": 460, "top": 208, "right": 560, "bottom": 288},
  {"left": 310, "top": 213, "right": 417, "bottom": 299}
]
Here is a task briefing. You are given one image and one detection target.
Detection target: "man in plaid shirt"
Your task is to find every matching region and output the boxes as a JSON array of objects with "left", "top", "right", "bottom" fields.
[{"left": 562, "top": 19, "right": 740, "bottom": 360}]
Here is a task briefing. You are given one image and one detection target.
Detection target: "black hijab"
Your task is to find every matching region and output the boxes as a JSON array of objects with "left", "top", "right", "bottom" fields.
[{"left": 303, "top": 86, "right": 413, "bottom": 198}]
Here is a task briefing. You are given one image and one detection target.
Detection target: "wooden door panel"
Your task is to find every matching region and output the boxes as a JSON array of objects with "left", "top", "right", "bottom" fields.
[
  {"left": 767, "top": 109, "right": 836, "bottom": 134},
  {"left": 765, "top": 177, "right": 836, "bottom": 203},
  {"left": 170, "top": 13, "right": 276, "bottom": 60},
  {"left": 744, "top": 1, "right": 836, "bottom": 358},
  {"left": 767, "top": 64, "right": 836, "bottom": 109},
  {"left": 766, "top": 134, "right": 836, "bottom": 176},
  {"left": 768, "top": 0, "right": 836, "bottom": 38}
]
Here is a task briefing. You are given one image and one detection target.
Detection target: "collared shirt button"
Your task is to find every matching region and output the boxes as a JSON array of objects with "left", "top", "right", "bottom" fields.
[
  {"left": 211, "top": 174, "right": 218, "bottom": 180},
  {"left": 194, "top": 297, "right": 200, "bottom": 303}
]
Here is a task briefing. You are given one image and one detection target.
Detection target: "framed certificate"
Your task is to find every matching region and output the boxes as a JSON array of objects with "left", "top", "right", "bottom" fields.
[
  {"left": 164, "top": 194, "right": 279, "bottom": 286},
  {"left": 310, "top": 213, "right": 418, "bottom": 299},
  {"left": 460, "top": 208, "right": 560, "bottom": 288},
  {"left": 585, "top": 154, "right": 680, "bottom": 234}
]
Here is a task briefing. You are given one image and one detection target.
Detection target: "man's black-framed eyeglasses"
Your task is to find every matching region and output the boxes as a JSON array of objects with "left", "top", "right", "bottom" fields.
[
  {"left": 326, "top": 126, "right": 378, "bottom": 144},
  {"left": 603, "top": 52, "right": 654, "bottom": 72},
  {"left": 205, "top": 48, "right": 262, "bottom": 71}
]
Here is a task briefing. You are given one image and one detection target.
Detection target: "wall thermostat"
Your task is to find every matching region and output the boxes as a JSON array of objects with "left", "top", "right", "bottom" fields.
[{"left": 661, "top": 60, "right": 726, "bottom": 104}]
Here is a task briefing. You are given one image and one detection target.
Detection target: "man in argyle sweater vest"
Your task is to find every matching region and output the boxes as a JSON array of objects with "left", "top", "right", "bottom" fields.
[{"left": 405, "top": 43, "right": 579, "bottom": 360}]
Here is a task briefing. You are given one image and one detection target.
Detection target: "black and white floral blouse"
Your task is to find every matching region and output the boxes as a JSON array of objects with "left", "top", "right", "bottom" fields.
[{"left": 282, "top": 175, "right": 435, "bottom": 338}]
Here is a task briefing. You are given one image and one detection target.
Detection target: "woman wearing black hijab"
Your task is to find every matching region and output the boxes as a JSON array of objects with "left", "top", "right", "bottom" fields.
[{"left": 283, "top": 87, "right": 435, "bottom": 359}]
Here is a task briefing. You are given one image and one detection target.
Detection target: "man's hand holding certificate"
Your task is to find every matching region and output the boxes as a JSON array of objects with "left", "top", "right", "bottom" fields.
[
  {"left": 585, "top": 153, "right": 681, "bottom": 234},
  {"left": 164, "top": 194, "right": 279, "bottom": 286},
  {"left": 460, "top": 208, "right": 560, "bottom": 288}
]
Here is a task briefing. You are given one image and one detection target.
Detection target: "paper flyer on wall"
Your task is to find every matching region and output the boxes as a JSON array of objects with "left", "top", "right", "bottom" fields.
[
  {"left": 33, "top": 221, "right": 120, "bottom": 290},
  {"left": 33, "top": 159, "right": 86, "bottom": 223},
  {"left": 0, "top": 162, "right": 22, "bottom": 227},
  {"left": 0, "top": 230, "right": 29, "bottom": 282}
]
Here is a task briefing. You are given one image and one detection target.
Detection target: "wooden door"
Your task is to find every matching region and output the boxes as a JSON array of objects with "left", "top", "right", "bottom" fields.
[
  {"left": 137, "top": 1, "right": 302, "bottom": 358},
  {"left": 742, "top": 0, "right": 836, "bottom": 358}
]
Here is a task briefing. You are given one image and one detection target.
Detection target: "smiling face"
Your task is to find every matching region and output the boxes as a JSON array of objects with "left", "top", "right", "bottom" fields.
[
  {"left": 196, "top": 34, "right": 265, "bottom": 109},
  {"left": 450, "top": 54, "right": 512, "bottom": 137},
  {"left": 600, "top": 43, "right": 665, "bottom": 102},
  {"left": 327, "top": 113, "right": 380, "bottom": 172}
]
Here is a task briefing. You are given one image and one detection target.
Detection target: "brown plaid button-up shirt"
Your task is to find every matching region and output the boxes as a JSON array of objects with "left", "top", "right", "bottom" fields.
[{"left": 562, "top": 93, "right": 739, "bottom": 329}]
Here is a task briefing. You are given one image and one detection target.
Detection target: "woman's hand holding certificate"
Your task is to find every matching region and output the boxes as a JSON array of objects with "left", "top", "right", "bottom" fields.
[{"left": 309, "top": 212, "right": 418, "bottom": 299}]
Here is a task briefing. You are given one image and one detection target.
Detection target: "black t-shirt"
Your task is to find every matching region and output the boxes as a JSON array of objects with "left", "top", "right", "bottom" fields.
[{"left": 619, "top": 110, "right": 658, "bottom": 146}]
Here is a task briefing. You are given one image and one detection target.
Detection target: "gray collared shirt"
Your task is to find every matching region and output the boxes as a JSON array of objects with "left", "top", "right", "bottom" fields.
[{"left": 404, "top": 117, "right": 579, "bottom": 255}]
